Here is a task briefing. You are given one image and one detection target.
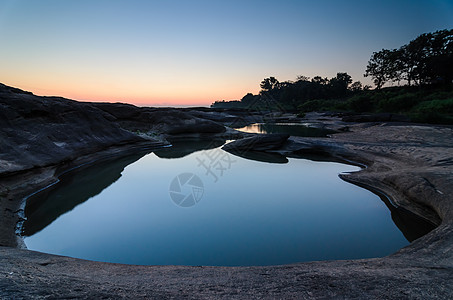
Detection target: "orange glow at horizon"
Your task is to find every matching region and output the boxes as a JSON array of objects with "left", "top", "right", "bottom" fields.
[{"left": 1, "top": 77, "right": 260, "bottom": 106}]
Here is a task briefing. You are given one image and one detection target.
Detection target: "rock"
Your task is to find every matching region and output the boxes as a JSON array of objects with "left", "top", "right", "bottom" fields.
[
  {"left": 0, "top": 83, "right": 232, "bottom": 175},
  {"left": 225, "top": 149, "right": 289, "bottom": 164},
  {"left": 222, "top": 133, "right": 290, "bottom": 152},
  {"left": 0, "top": 86, "right": 147, "bottom": 174},
  {"left": 154, "top": 138, "right": 225, "bottom": 159},
  {"left": 164, "top": 118, "right": 226, "bottom": 134},
  {"left": 90, "top": 104, "right": 227, "bottom": 135}
]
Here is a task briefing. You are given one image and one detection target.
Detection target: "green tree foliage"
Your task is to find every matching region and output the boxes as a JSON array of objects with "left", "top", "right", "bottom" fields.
[{"left": 365, "top": 29, "right": 453, "bottom": 88}]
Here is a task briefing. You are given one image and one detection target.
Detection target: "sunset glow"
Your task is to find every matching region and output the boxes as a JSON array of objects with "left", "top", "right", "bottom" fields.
[{"left": 1, "top": 0, "right": 452, "bottom": 106}]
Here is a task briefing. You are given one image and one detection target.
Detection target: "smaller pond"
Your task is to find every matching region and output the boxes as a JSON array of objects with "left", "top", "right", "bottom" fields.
[{"left": 236, "top": 123, "right": 336, "bottom": 137}]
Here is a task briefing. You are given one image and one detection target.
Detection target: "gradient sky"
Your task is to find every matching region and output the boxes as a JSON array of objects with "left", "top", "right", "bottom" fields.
[{"left": 1, "top": 0, "right": 452, "bottom": 106}]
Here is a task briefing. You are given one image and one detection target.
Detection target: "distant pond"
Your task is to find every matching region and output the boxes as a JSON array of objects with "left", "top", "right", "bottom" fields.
[
  {"left": 236, "top": 123, "right": 336, "bottom": 137},
  {"left": 22, "top": 139, "right": 435, "bottom": 266}
]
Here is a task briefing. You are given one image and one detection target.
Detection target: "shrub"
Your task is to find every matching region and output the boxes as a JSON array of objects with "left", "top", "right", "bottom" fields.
[
  {"left": 412, "top": 98, "right": 453, "bottom": 114},
  {"left": 410, "top": 98, "right": 453, "bottom": 124},
  {"left": 346, "top": 95, "right": 375, "bottom": 112},
  {"left": 378, "top": 93, "right": 422, "bottom": 112},
  {"left": 298, "top": 99, "right": 344, "bottom": 112}
]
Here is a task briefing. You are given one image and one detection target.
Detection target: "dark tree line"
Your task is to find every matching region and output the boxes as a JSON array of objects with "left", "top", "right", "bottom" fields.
[
  {"left": 365, "top": 29, "right": 453, "bottom": 88},
  {"left": 212, "top": 29, "right": 453, "bottom": 113},
  {"left": 234, "top": 73, "right": 365, "bottom": 109},
  {"left": 213, "top": 72, "right": 368, "bottom": 109}
]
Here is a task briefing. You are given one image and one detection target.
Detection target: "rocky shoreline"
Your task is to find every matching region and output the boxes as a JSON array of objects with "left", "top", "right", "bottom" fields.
[{"left": 1, "top": 84, "right": 453, "bottom": 298}]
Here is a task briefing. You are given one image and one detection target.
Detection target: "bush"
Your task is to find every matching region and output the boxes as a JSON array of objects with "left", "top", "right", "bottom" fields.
[
  {"left": 424, "top": 91, "right": 453, "bottom": 101},
  {"left": 378, "top": 93, "right": 422, "bottom": 112},
  {"left": 346, "top": 95, "right": 375, "bottom": 112},
  {"left": 412, "top": 98, "right": 453, "bottom": 114},
  {"left": 298, "top": 99, "right": 345, "bottom": 112},
  {"left": 410, "top": 98, "right": 453, "bottom": 124}
]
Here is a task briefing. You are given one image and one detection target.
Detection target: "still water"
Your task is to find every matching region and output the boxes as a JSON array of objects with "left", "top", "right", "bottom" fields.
[
  {"left": 236, "top": 123, "right": 336, "bottom": 137},
  {"left": 23, "top": 140, "right": 412, "bottom": 266}
]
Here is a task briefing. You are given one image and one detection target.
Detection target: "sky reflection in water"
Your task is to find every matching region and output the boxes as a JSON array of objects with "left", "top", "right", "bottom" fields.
[{"left": 24, "top": 144, "right": 409, "bottom": 266}]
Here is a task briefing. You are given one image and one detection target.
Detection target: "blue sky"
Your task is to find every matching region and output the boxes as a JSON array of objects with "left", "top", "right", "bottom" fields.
[{"left": 0, "top": 0, "right": 452, "bottom": 105}]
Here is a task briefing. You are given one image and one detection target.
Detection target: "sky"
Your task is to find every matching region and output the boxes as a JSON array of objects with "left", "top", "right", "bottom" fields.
[{"left": 0, "top": 0, "right": 452, "bottom": 106}]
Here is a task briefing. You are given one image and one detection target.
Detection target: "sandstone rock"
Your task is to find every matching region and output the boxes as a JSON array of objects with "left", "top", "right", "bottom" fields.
[
  {"left": 0, "top": 86, "right": 146, "bottom": 174},
  {"left": 222, "top": 133, "right": 290, "bottom": 152},
  {"left": 91, "top": 104, "right": 227, "bottom": 135}
]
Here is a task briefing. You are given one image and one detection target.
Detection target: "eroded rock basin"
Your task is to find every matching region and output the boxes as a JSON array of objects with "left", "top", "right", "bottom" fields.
[
  {"left": 1, "top": 113, "right": 453, "bottom": 298},
  {"left": 22, "top": 141, "right": 418, "bottom": 266}
]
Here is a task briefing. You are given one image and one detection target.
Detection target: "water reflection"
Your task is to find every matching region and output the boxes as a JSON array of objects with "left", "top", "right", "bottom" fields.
[
  {"left": 22, "top": 140, "right": 436, "bottom": 266},
  {"left": 223, "top": 149, "right": 288, "bottom": 164},
  {"left": 23, "top": 153, "right": 148, "bottom": 236},
  {"left": 236, "top": 123, "right": 336, "bottom": 137},
  {"left": 287, "top": 151, "right": 437, "bottom": 242},
  {"left": 366, "top": 189, "right": 437, "bottom": 243},
  {"left": 154, "top": 138, "right": 225, "bottom": 159},
  {"left": 391, "top": 208, "right": 437, "bottom": 242},
  {"left": 23, "top": 139, "right": 224, "bottom": 236}
]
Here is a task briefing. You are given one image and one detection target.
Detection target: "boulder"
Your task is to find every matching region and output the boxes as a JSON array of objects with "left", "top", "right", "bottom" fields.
[{"left": 222, "top": 133, "right": 290, "bottom": 152}]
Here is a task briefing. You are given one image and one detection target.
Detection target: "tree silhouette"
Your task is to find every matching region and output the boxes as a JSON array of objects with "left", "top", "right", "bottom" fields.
[
  {"left": 349, "top": 81, "right": 363, "bottom": 91},
  {"left": 365, "top": 29, "right": 453, "bottom": 88},
  {"left": 311, "top": 76, "right": 329, "bottom": 85},
  {"left": 364, "top": 49, "right": 393, "bottom": 89},
  {"left": 260, "top": 77, "right": 280, "bottom": 92}
]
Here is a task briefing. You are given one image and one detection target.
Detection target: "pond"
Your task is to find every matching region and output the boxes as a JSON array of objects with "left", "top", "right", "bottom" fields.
[
  {"left": 236, "top": 123, "right": 336, "bottom": 137},
  {"left": 22, "top": 139, "right": 432, "bottom": 266}
]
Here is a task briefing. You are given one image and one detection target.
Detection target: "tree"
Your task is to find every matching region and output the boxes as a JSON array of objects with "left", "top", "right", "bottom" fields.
[
  {"left": 423, "top": 29, "right": 453, "bottom": 84},
  {"left": 364, "top": 49, "right": 395, "bottom": 89},
  {"left": 365, "top": 29, "right": 453, "bottom": 88},
  {"left": 241, "top": 93, "right": 255, "bottom": 104},
  {"left": 349, "top": 81, "right": 363, "bottom": 91},
  {"left": 332, "top": 72, "right": 352, "bottom": 89},
  {"left": 328, "top": 72, "right": 353, "bottom": 97},
  {"left": 400, "top": 34, "right": 431, "bottom": 85},
  {"left": 311, "top": 76, "right": 329, "bottom": 85},
  {"left": 260, "top": 77, "right": 280, "bottom": 92},
  {"left": 296, "top": 75, "right": 310, "bottom": 82}
]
